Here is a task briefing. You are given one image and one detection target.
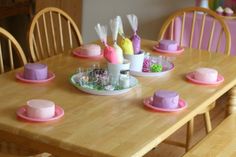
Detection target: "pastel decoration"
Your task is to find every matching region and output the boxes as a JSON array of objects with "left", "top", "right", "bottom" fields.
[
  {"left": 116, "top": 16, "right": 134, "bottom": 55},
  {"left": 110, "top": 17, "right": 124, "bottom": 64},
  {"left": 104, "top": 46, "right": 119, "bottom": 64},
  {"left": 127, "top": 14, "right": 141, "bottom": 54},
  {"left": 131, "top": 34, "right": 141, "bottom": 54},
  {"left": 26, "top": 99, "right": 55, "bottom": 119},
  {"left": 95, "top": 23, "right": 119, "bottom": 63},
  {"left": 24, "top": 63, "right": 48, "bottom": 80},
  {"left": 153, "top": 90, "right": 179, "bottom": 109},
  {"left": 94, "top": 23, "right": 107, "bottom": 45},
  {"left": 113, "top": 43, "right": 124, "bottom": 64},
  {"left": 117, "top": 16, "right": 126, "bottom": 38},
  {"left": 194, "top": 67, "right": 218, "bottom": 83},
  {"left": 150, "top": 64, "right": 162, "bottom": 72},
  {"left": 120, "top": 38, "right": 134, "bottom": 55},
  {"left": 75, "top": 44, "right": 101, "bottom": 56},
  {"left": 159, "top": 40, "right": 178, "bottom": 51}
]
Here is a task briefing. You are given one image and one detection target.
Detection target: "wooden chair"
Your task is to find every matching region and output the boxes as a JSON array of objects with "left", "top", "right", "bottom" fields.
[
  {"left": 0, "top": 27, "right": 27, "bottom": 74},
  {"left": 158, "top": 7, "right": 231, "bottom": 151},
  {"left": 28, "top": 7, "right": 83, "bottom": 62},
  {"left": 183, "top": 114, "right": 236, "bottom": 157},
  {"left": 158, "top": 7, "right": 231, "bottom": 55},
  {"left": 0, "top": 27, "right": 52, "bottom": 157}
]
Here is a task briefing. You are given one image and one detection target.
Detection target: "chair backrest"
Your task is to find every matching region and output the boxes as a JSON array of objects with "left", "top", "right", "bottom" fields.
[
  {"left": 28, "top": 7, "right": 83, "bottom": 62},
  {"left": 158, "top": 7, "right": 231, "bottom": 55},
  {"left": 0, "top": 27, "right": 27, "bottom": 74}
]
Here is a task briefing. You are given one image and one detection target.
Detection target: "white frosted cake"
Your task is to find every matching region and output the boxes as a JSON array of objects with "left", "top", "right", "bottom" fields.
[
  {"left": 224, "top": 7, "right": 234, "bottom": 16},
  {"left": 26, "top": 99, "right": 55, "bottom": 119},
  {"left": 23, "top": 63, "right": 48, "bottom": 80},
  {"left": 153, "top": 90, "right": 179, "bottom": 109},
  {"left": 76, "top": 44, "right": 101, "bottom": 56},
  {"left": 159, "top": 40, "right": 178, "bottom": 51},
  {"left": 216, "top": 6, "right": 224, "bottom": 15},
  {"left": 194, "top": 67, "right": 218, "bottom": 83}
]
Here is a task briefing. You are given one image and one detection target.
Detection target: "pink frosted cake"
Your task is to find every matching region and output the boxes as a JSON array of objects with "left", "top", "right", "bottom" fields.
[
  {"left": 23, "top": 63, "right": 48, "bottom": 80},
  {"left": 159, "top": 40, "right": 178, "bottom": 51},
  {"left": 76, "top": 44, "right": 101, "bottom": 56},
  {"left": 153, "top": 90, "right": 179, "bottom": 109},
  {"left": 194, "top": 67, "right": 218, "bottom": 83},
  {"left": 26, "top": 99, "right": 55, "bottom": 119}
]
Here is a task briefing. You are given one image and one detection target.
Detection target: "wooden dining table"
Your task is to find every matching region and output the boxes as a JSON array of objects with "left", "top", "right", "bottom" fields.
[{"left": 1, "top": 39, "right": 236, "bottom": 157}]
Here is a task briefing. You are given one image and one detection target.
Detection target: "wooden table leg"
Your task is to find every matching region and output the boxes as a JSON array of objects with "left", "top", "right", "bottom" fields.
[{"left": 227, "top": 86, "right": 236, "bottom": 115}]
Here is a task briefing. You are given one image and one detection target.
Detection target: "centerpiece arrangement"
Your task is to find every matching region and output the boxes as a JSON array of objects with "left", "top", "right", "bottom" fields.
[{"left": 70, "top": 64, "right": 138, "bottom": 96}]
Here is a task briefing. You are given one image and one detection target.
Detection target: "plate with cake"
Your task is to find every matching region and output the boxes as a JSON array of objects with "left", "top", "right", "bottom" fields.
[
  {"left": 72, "top": 44, "right": 103, "bottom": 59},
  {"left": 186, "top": 67, "right": 224, "bottom": 85},
  {"left": 153, "top": 40, "right": 184, "bottom": 54},
  {"left": 16, "top": 63, "right": 55, "bottom": 83},
  {"left": 16, "top": 99, "right": 64, "bottom": 122},
  {"left": 144, "top": 90, "right": 187, "bottom": 112}
]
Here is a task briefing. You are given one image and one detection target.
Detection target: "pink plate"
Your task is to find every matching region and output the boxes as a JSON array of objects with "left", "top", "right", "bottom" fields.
[
  {"left": 143, "top": 97, "right": 187, "bottom": 112},
  {"left": 186, "top": 72, "right": 224, "bottom": 86},
  {"left": 16, "top": 72, "right": 55, "bottom": 83},
  {"left": 72, "top": 50, "right": 103, "bottom": 59},
  {"left": 16, "top": 105, "right": 64, "bottom": 122},
  {"left": 153, "top": 45, "right": 184, "bottom": 54}
]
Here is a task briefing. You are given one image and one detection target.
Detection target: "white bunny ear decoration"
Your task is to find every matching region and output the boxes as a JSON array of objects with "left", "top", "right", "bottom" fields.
[
  {"left": 127, "top": 14, "right": 138, "bottom": 34},
  {"left": 94, "top": 23, "right": 108, "bottom": 46},
  {"left": 116, "top": 16, "right": 125, "bottom": 39},
  {"left": 110, "top": 17, "right": 119, "bottom": 44}
]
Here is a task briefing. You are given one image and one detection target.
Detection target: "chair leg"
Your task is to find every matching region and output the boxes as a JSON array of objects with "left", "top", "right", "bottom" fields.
[
  {"left": 185, "top": 118, "right": 194, "bottom": 152},
  {"left": 204, "top": 111, "right": 212, "bottom": 133}
]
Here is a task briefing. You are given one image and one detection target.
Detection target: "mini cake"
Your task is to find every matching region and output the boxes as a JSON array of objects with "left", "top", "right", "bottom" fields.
[
  {"left": 194, "top": 67, "right": 218, "bottom": 83},
  {"left": 159, "top": 40, "right": 178, "bottom": 51},
  {"left": 224, "top": 7, "right": 234, "bottom": 16},
  {"left": 76, "top": 44, "right": 101, "bottom": 56},
  {"left": 153, "top": 90, "right": 179, "bottom": 109},
  {"left": 23, "top": 63, "right": 48, "bottom": 80},
  {"left": 26, "top": 99, "right": 55, "bottom": 119},
  {"left": 216, "top": 6, "right": 224, "bottom": 15}
]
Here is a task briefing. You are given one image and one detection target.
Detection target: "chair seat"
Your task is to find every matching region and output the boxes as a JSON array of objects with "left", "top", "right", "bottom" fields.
[{"left": 183, "top": 114, "right": 236, "bottom": 157}]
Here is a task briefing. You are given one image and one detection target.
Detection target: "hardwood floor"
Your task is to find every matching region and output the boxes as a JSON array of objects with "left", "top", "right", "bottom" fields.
[{"left": 145, "top": 94, "right": 228, "bottom": 157}]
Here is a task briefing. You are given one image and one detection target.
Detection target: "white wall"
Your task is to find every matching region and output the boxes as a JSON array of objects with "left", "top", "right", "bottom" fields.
[{"left": 82, "top": 0, "right": 194, "bottom": 43}]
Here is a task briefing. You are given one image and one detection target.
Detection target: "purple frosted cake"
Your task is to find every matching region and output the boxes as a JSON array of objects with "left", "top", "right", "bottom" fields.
[
  {"left": 159, "top": 40, "right": 178, "bottom": 51},
  {"left": 23, "top": 63, "right": 48, "bottom": 80},
  {"left": 153, "top": 90, "right": 179, "bottom": 109}
]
